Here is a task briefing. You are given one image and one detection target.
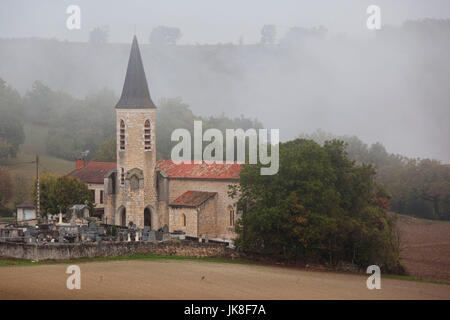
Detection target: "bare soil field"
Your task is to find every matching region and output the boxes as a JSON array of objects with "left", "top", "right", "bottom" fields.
[
  {"left": 396, "top": 214, "right": 450, "bottom": 282},
  {"left": 0, "top": 260, "right": 449, "bottom": 300}
]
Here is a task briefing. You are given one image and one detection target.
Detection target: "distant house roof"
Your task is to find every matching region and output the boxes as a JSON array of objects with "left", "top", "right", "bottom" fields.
[
  {"left": 67, "top": 162, "right": 116, "bottom": 184},
  {"left": 170, "top": 191, "right": 217, "bottom": 208},
  {"left": 16, "top": 200, "right": 34, "bottom": 209},
  {"left": 116, "top": 35, "right": 156, "bottom": 109},
  {"left": 156, "top": 160, "right": 242, "bottom": 180}
]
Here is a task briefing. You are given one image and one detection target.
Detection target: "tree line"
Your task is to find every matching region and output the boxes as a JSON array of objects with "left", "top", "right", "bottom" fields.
[
  {"left": 0, "top": 79, "right": 449, "bottom": 222},
  {"left": 301, "top": 130, "right": 450, "bottom": 220}
]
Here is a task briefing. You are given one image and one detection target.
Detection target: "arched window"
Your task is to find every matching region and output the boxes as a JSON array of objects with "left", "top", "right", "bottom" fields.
[
  {"left": 229, "top": 208, "right": 234, "bottom": 226},
  {"left": 144, "top": 119, "right": 151, "bottom": 150},
  {"left": 120, "top": 120, "right": 126, "bottom": 150},
  {"left": 120, "top": 167, "right": 125, "bottom": 185},
  {"left": 182, "top": 214, "right": 186, "bottom": 227}
]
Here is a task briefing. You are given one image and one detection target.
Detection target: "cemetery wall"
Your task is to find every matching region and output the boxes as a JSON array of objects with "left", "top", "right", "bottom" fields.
[{"left": 0, "top": 241, "right": 237, "bottom": 261}]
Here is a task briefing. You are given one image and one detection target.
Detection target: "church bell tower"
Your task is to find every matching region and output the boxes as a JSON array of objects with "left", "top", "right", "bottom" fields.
[{"left": 115, "top": 35, "right": 157, "bottom": 228}]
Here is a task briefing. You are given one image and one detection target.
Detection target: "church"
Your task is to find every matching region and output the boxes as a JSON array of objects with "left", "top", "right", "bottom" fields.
[{"left": 68, "top": 36, "right": 242, "bottom": 241}]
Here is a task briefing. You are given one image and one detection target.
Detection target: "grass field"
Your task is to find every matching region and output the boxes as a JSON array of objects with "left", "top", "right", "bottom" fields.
[{"left": 1, "top": 123, "right": 74, "bottom": 210}]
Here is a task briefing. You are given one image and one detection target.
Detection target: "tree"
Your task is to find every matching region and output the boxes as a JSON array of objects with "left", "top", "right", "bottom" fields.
[
  {"left": 13, "top": 174, "right": 31, "bottom": 207},
  {"left": 282, "top": 26, "right": 327, "bottom": 44},
  {"left": 42, "top": 87, "right": 116, "bottom": 160},
  {"left": 231, "top": 138, "right": 401, "bottom": 271},
  {"left": 89, "top": 26, "right": 110, "bottom": 44},
  {"left": 92, "top": 138, "right": 116, "bottom": 162},
  {"left": 260, "top": 25, "right": 277, "bottom": 44},
  {"left": 0, "top": 166, "right": 13, "bottom": 207},
  {"left": 0, "top": 138, "right": 12, "bottom": 163},
  {"left": 155, "top": 97, "right": 264, "bottom": 160},
  {"left": 32, "top": 173, "right": 93, "bottom": 216},
  {"left": 149, "top": 26, "right": 182, "bottom": 45},
  {"left": 413, "top": 159, "right": 450, "bottom": 219},
  {"left": 0, "top": 78, "right": 25, "bottom": 159}
]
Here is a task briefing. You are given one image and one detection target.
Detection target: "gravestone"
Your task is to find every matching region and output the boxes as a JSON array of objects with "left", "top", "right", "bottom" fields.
[
  {"left": 162, "top": 233, "right": 171, "bottom": 242},
  {"left": 146, "top": 230, "right": 156, "bottom": 242}
]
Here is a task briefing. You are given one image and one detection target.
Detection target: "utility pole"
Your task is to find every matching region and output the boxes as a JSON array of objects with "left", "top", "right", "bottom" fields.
[{"left": 36, "top": 154, "right": 40, "bottom": 220}]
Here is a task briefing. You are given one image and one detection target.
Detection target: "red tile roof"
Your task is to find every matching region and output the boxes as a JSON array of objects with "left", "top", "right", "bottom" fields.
[
  {"left": 67, "top": 161, "right": 116, "bottom": 184},
  {"left": 170, "top": 191, "right": 217, "bottom": 208},
  {"left": 156, "top": 160, "right": 242, "bottom": 180}
]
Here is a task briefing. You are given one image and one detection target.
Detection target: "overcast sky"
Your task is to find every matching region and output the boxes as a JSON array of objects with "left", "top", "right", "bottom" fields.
[{"left": 1, "top": 0, "right": 450, "bottom": 43}]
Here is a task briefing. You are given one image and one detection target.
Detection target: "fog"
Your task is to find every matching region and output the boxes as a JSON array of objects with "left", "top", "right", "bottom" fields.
[{"left": 0, "top": 0, "right": 449, "bottom": 162}]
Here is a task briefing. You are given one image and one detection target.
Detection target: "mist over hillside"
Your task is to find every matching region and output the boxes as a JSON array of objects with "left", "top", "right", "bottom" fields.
[{"left": 0, "top": 20, "right": 449, "bottom": 162}]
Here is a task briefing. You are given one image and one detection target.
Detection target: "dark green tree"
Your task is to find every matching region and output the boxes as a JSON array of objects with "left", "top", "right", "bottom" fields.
[
  {"left": 92, "top": 138, "right": 116, "bottom": 162},
  {"left": 231, "top": 139, "right": 401, "bottom": 271},
  {"left": 32, "top": 173, "right": 94, "bottom": 216}
]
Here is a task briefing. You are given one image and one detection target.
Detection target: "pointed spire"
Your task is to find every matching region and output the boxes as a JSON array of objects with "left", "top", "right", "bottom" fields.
[{"left": 116, "top": 36, "right": 156, "bottom": 109}]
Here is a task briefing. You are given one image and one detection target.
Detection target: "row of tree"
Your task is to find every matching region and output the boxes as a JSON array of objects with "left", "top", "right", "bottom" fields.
[
  {"left": 88, "top": 24, "right": 329, "bottom": 45},
  {"left": 301, "top": 130, "right": 450, "bottom": 220}
]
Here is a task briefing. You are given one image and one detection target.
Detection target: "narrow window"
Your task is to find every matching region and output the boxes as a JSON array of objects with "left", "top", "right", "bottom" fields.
[
  {"left": 144, "top": 119, "right": 151, "bottom": 150},
  {"left": 120, "top": 168, "right": 125, "bottom": 185},
  {"left": 120, "top": 120, "right": 126, "bottom": 150},
  {"left": 230, "top": 209, "right": 234, "bottom": 226},
  {"left": 91, "top": 190, "right": 96, "bottom": 202},
  {"left": 182, "top": 214, "right": 186, "bottom": 227},
  {"left": 100, "top": 190, "right": 104, "bottom": 204}
]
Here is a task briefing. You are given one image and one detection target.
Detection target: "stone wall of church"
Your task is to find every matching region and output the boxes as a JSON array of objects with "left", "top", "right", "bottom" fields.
[
  {"left": 198, "top": 195, "right": 218, "bottom": 238},
  {"left": 167, "top": 179, "right": 239, "bottom": 239},
  {"left": 115, "top": 109, "right": 158, "bottom": 228},
  {"left": 169, "top": 206, "right": 198, "bottom": 236}
]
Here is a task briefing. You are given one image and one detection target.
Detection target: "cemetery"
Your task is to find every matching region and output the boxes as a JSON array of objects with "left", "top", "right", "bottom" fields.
[{"left": 0, "top": 204, "right": 232, "bottom": 261}]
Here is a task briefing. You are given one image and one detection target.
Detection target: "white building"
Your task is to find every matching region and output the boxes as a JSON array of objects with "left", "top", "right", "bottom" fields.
[{"left": 16, "top": 200, "right": 36, "bottom": 221}]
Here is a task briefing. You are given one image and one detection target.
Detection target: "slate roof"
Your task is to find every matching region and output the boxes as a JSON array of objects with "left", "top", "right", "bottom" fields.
[
  {"left": 169, "top": 191, "right": 217, "bottom": 208},
  {"left": 67, "top": 162, "right": 116, "bottom": 184},
  {"left": 16, "top": 200, "right": 34, "bottom": 209},
  {"left": 156, "top": 160, "right": 242, "bottom": 180},
  {"left": 116, "top": 35, "right": 156, "bottom": 109}
]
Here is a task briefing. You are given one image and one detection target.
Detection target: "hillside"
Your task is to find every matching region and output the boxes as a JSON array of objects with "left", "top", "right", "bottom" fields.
[
  {"left": 1, "top": 28, "right": 449, "bottom": 162},
  {"left": 2, "top": 122, "right": 75, "bottom": 210}
]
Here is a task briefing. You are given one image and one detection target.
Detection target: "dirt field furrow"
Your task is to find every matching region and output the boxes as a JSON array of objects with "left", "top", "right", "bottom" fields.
[{"left": 0, "top": 260, "right": 449, "bottom": 300}]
